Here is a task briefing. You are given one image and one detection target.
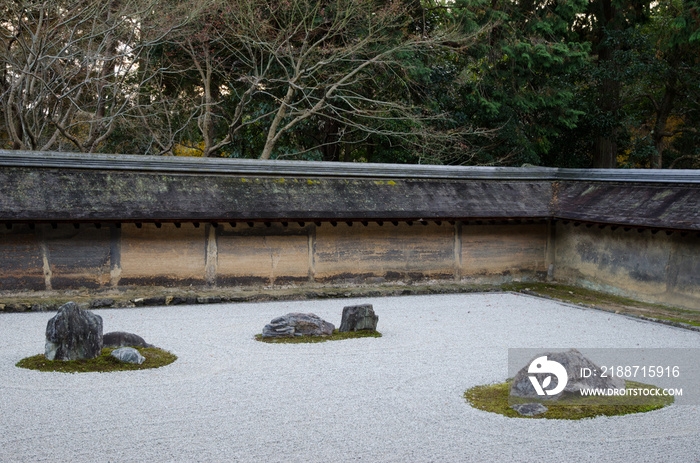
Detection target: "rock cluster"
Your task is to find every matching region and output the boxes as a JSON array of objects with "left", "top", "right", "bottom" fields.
[
  {"left": 45, "top": 302, "right": 103, "bottom": 361},
  {"left": 44, "top": 302, "right": 157, "bottom": 364},
  {"left": 262, "top": 313, "right": 335, "bottom": 338},
  {"left": 262, "top": 303, "right": 380, "bottom": 338},
  {"left": 339, "top": 304, "right": 378, "bottom": 332}
]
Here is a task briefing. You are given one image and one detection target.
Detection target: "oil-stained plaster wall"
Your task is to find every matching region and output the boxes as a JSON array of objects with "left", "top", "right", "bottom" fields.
[
  {"left": 2, "top": 216, "right": 699, "bottom": 310},
  {"left": 1, "top": 152, "right": 698, "bottom": 310},
  {"left": 4, "top": 220, "right": 698, "bottom": 309},
  {"left": 553, "top": 222, "right": 700, "bottom": 310},
  {"left": 0, "top": 221, "right": 550, "bottom": 291},
  {"left": 314, "top": 222, "right": 456, "bottom": 283}
]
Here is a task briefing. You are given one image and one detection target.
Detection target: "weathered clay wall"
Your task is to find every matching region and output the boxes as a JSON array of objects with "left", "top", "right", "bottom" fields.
[
  {"left": 553, "top": 222, "right": 700, "bottom": 310},
  {"left": 0, "top": 224, "right": 45, "bottom": 290},
  {"left": 1, "top": 151, "right": 699, "bottom": 309},
  {"left": 215, "top": 223, "right": 311, "bottom": 286},
  {"left": 460, "top": 223, "right": 549, "bottom": 282},
  {"left": 0, "top": 222, "right": 550, "bottom": 291},
  {"left": 314, "top": 222, "right": 456, "bottom": 283},
  {"left": 118, "top": 224, "right": 207, "bottom": 286}
]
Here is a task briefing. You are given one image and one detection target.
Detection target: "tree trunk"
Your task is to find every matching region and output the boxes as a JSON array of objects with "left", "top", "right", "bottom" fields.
[
  {"left": 260, "top": 85, "right": 295, "bottom": 160},
  {"left": 592, "top": 0, "right": 620, "bottom": 169},
  {"left": 592, "top": 67, "right": 620, "bottom": 168},
  {"left": 651, "top": 72, "right": 678, "bottom": 169},
  {"left": 593, "top": 135, "right": 617, "bottom": 168},
  {"left": 201, "top": 51, "right": 215, "bottom": 157},
  {"left": 86, "top": 2, "right": 118, "bottom": 153},
  {"left": 321, "top": 118, "right": 340, "bottom": 162}
]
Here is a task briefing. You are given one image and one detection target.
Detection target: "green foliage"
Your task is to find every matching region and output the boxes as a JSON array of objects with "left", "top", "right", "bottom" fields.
[
  {"left": 444, "top": 0, "right": 591, "bottom": 166},
  {"left": 559, "top": 0, "right": 700, "bottom": 168},
  {"left": 2, "top": 0, "right": 698, "bottom": 167}
]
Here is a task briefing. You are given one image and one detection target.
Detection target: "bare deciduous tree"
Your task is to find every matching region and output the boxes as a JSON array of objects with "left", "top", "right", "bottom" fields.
[
  {"left": 0, "top": 0, "right": 192, "bottom": 152},
  {"left": 1, "top": 0, "right": 490, "bottom": 161},
  {"left": 159, "top": 0, "right": 489, "bottom": 159}
]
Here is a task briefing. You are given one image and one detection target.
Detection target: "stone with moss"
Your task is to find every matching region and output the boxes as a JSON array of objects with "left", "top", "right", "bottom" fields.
[
  {"left": 256, "top": 329, "right": 381, "bottom": 344},
  {"left": 45, "top": 302, "right": 103, "bottom": 361},
  {"left": 510, "top": 349, "right": 625, "bottom": 400},
  {"left": 511, "top": 403, "right": 548, "bottom": 416},
  {"left": 103, "top": 331, "right": 154, "bottom": 349},
  {"left": 466, "top": 380, "right": 673, "bottom": 420},
  {"left": 262, "top": 312, "right": 335, "bottom": 338},
  {"left": 339, "top": 304, "right": 378, "bottom": 332}
]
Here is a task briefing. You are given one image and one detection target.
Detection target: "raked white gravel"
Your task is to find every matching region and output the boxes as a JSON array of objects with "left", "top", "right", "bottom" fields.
[{"left": 0, "top": 292, "right": 698, "bottom": 463}]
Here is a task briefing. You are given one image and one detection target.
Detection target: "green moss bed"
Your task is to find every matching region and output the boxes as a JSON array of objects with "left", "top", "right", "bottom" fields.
[
  {"left": 504, "top": 282, "right": 700, "bottom": 328},
  {"left": 16, "top": 347, "right": 177, "bottom": 373},
  {"left": 255, "top": 329, "right": 382, "bottom": 343},
  {"left": 465, "top": 380, "right": 674, "bottom": 420}
]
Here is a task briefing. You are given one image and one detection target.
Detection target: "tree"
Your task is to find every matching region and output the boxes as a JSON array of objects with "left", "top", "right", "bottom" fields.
[
  {"left": 575, "top": 0, "right": 653, "bottom": 167},
  {"left": 446, "top": 0, "right": 591, "bottom": 166},
  {"left": 630, "top": 0, "right": 700, "bottom": 168},
  {"left": 446, "top": 0, "right": 698, "bottom": 169},
  {"left": 555, "top": 0, "right": 699, "bottom": 169},
  {"left": 0, "top": 0, "right": 193, "bottom": 152},
  {"left": 150, "top": 0, "right": 488, "bottom": 160}
]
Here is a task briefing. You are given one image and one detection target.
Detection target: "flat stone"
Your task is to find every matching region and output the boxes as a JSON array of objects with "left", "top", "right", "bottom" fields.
[
  {"left": 170, "top": 296, "right": 198, "bottom": 305},
  {"left": 262, "top": 324, "right": 295, "bottom": 337},
  {"left": 103, "top": 331, "right": 154, "bottom": 348},
  {"left": 511, "top": 403, "right": 548, "bottom": 416},
  {"left": 31, "top": 303, "right": 52, "bottom": 312},
  {"left": 339, "top": 304, "right": 378, "bottom": 332},
  {"left": 90, "top": 298, "right": 115, "bottom": 308},
  {"left": 111, "top": 347, "right": 145, "bottom": 365},
  {"left": 45, "top": 302, "right": 103, "bottom": 361},
  {"left": 262, "top": 313, "right": 335, "bottom": 338},
  {"left": 143, "top": 297, "right": 167, "bottom": 306}
]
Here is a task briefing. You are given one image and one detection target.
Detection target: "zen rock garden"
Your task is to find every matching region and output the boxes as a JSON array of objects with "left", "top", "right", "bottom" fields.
[
  {"left": 44, "top": 301, "right": 155, "bottom": 365},
  {"left": 22, "top": 300, "right": 671, "bottom": 421},
  {"left": 37, "top": 300, "right": 379, "bottom": 369},
  {"left": 262, "top": 303, "right": 379, "bottom": 338}
]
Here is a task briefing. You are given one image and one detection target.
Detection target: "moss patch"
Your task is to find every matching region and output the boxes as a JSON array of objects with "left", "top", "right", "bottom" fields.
[
  {"left": 0, "top": 282, "right": 504, "bottom": 312},
  {"left": 16, "top": 347, "right": 177, "bottom": 373},
  {"left": 255, "top": 329, "right": 382, "bottom": 343},
  {"left": 465, "top": 380, "right": 673, "bottom": 420},
  {"left": 504, "top": 282, "right": 700, "bottom": 327}
]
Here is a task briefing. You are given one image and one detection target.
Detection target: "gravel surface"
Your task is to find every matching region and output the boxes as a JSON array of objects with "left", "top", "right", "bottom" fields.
[{"left": 1, "top": 292, "right": 698, "bottom": 463}]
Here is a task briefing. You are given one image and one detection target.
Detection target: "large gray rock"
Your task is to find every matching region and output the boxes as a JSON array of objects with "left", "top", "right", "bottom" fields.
[
  {"left": 510, "top": 349, "right": 625, "bottom": 400},
  {"left": 339, "top": 304, "right": 378, "bottom": 332},
  {"left": 103, "top": 331, "right": 154, "bottom": 348},
  {"left": 45, "top": 302, "right": 103, "bottom": 361},
  {"left": 262, "top": 313, "right": 335, "bottom": 338},
  {"left": 111, "top": 347, "right": 146, "bottom": 365}
]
